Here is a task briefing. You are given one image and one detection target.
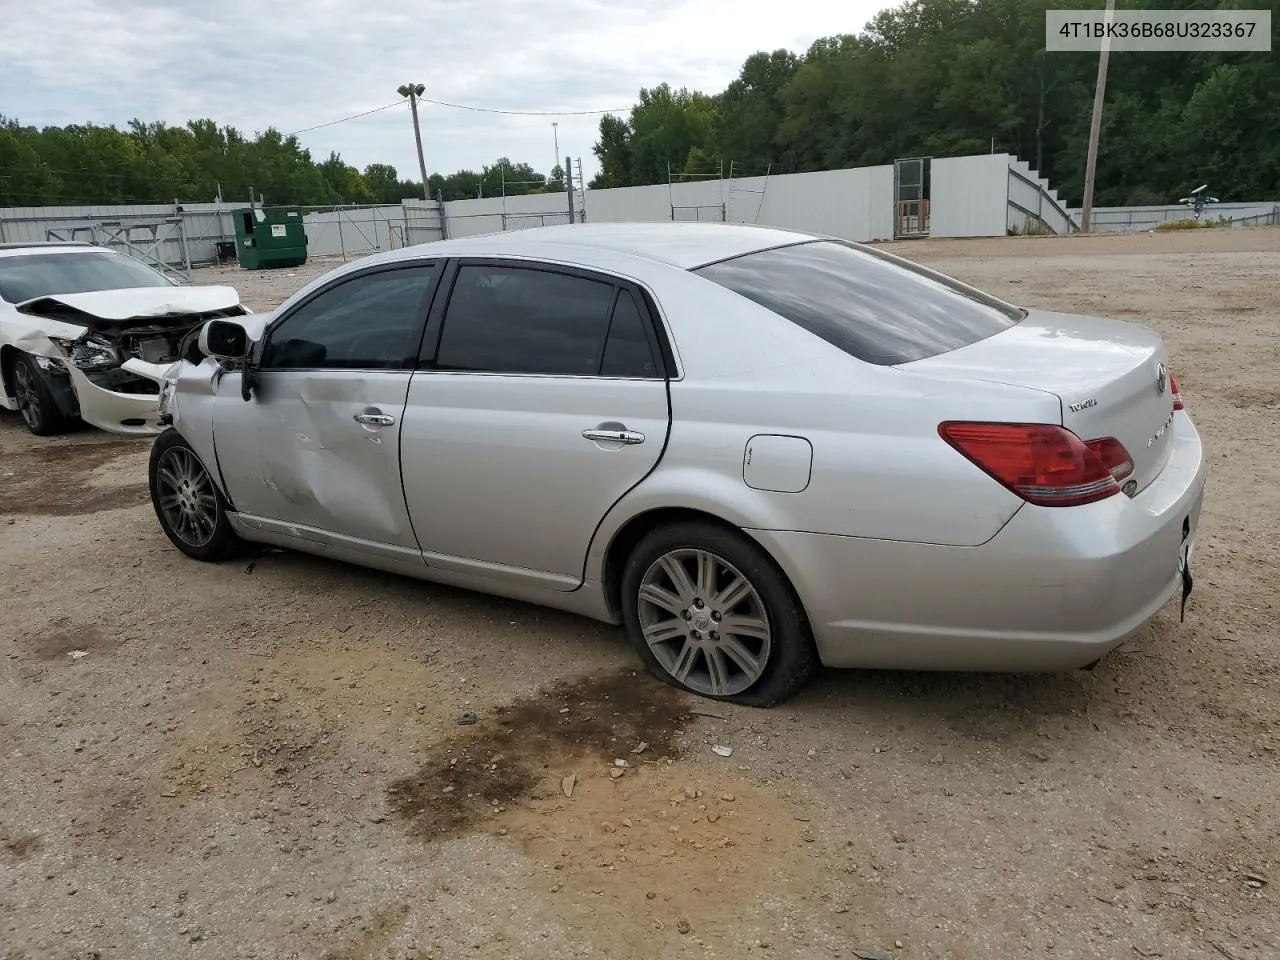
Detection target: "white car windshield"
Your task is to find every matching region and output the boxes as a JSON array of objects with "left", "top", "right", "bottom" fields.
[{"left": 0, "top": 250, "right": 174, "bottom": 304}]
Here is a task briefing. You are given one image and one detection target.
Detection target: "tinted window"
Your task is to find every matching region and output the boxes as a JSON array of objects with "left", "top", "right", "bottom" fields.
[
  {"left": 600, "top": 290, "right": 659, "bottom": 378},
  {"left": 435, "top": 265, "right": 616, "bottom": 376},
  {"left": 0, "top": 251, "right": 173, "bottom": 303},
  {"left": 693, "top": 240, "right": 1023, "bottom": 365},
  {"left": 262, "top": 266, "right": 437, "bottom": 370}
]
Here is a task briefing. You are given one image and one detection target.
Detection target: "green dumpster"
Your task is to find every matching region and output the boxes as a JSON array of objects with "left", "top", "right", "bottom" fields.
[{"left": 233, "top": 206, "right": 308, "bottom": 269}]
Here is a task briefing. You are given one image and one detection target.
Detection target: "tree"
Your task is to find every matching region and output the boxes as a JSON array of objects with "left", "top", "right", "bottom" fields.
[
  {"left": 715, "top": 49, "right": 799, "bottom": 174},
  {"left": 627, "top": 84, "right": 720, "bottom": 185},
  {"left": 591, "top": 114, "right": 633, "bottom": 189},
  {"left": 586, "top": 0, "right": 1280, "bottom": 203},
  {"left": 481, "top": 157, "right": 548, "bottom": 196},
  {"left": 4, "top": 0, "right": 1279, "bottom": 210}
]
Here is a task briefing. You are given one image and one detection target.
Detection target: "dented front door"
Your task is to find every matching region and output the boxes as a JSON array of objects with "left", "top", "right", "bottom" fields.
[
  {"left": 211, "top": 263, "right": 440, "bottom": 552},
  {"left": 213, "top": 368, "right": 418, "bottom": 549}
]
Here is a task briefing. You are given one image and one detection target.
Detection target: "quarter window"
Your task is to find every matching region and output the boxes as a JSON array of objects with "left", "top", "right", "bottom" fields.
[
  {"left": 600, "top": 290, "right": 659, "bottom": 378},
  {"left": 434, "top": 265, "right": 617, "bottom": 376},
  {"left": 262, "top": 265, "right": 438, "bottom": 370}
]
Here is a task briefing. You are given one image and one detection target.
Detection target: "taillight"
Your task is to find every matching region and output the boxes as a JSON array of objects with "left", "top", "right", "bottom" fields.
[
  {"left": 1169, "top": 372, "right": 1184, "bottom": 411},
  {"left": 938, "top": 422, "right": 1121, "bottom": 507},
  {"left": 1085, "top": 436, "right": 1134, "bottom": 482}
]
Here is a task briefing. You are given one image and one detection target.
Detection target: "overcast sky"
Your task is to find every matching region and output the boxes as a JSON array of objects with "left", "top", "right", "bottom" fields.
[{"left": 1, "top": 0, "right": 890, "bottom": 194}]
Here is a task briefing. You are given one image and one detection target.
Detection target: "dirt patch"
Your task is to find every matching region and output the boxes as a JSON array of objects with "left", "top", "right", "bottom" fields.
[
  {"left": 1, "top": 833, "right": 43, "bottom": 862},
  {"left": 386, "top": 668, "right": 814, "bottom": 954},
  {"left": 27, "top": 621, "right": 119, "bottom": 661},
  {"left": 2, "top": 232, "right": 1279, "bottom": 959},
  {"left": 0, "top": 430, "right": 149, "bottom": 516},
  {"left": 320, "top": 903, "right": 411, "bottom": 960},
  {"left": 1225, "top": 387, "right": 1280, "bottom": 409},
  {"left": 387, "top": 668, "right": 691, "bottom": 842},
  {"left": 504, "top": 764, "right": 812, "bottom": 951}
]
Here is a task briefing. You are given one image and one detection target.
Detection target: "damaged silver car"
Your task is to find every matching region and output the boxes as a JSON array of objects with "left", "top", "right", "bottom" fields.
[
  {"left": 0, "top": 241, "right": 249, "bottom": 436},
  {"left": 145, "top": 223, "right": 1205, "bottom": 707}
]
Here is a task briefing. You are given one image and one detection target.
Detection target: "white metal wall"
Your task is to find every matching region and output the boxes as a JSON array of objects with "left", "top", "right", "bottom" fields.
[
  {"left": 1065, "top": 202, "right": 1280, "bottom": 232},
  {"left": 0, "top": 201, "right": 236, "bottom": 268},
  {"left": 753, "top": 166, "right": 896, "bottom": 241},
  {"left": 439, "top": 166, "right": 898, "bottom": 242},
  {"left": 302, "top": 205, "right": 404, "bottom": 257},
  {"left": 441, "top": 191, "right": 582, "bottom": 239},
  {"left": 930, "top": 154, "right": 1011, "bottom": 238},
  {"left": 14, "top": 152, "right": 1197, "bottom": 260},
  {"left": 583, "top": 181, "right": 722, "bottom": 223}
]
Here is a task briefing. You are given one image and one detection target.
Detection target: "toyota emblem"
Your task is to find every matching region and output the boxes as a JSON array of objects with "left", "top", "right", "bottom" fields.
[{"left": 1155, "top": 362, "right": 1168, "bottom": 394}]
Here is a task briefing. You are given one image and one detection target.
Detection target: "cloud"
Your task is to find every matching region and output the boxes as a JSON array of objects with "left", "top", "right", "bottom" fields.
[{"left": 0, "top": 0, "right": 888, "bottom": 184}]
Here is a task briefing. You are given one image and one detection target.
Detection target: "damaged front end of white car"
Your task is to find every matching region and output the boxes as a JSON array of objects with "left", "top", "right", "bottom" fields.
[{"left": 2, "top": 286, "right": 251, "bottom": 436}]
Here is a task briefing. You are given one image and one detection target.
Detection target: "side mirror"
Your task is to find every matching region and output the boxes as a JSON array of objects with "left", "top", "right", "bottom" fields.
[{"left": 199, "top": 318, "right": 249, "bottom": 361}]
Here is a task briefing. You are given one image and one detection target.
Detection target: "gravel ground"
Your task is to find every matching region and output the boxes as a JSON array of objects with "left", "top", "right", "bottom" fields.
[{"left": 1, "top": 228, "right": 1277, "bottom": 960}]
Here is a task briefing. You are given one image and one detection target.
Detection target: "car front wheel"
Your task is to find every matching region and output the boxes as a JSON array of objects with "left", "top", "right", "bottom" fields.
[
  {"left": 621, "top": 521, "right": 817, "bottom": 707},
  {"left": 12, "top": 353, "right": 69, "bottom": 436},
  {"left": 148, "top": 428, "right": 244, "bottom": 561}
]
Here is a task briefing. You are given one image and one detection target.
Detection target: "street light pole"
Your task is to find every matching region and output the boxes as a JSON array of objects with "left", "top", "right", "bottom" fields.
[
  {"left": 397, "top": 82, "right": 430, "bottom": 201},
  {"left": 1080, "top": 0, "right": 1116, "bottom": 233}
]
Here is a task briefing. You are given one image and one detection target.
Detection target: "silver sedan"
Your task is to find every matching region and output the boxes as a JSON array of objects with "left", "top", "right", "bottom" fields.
[{"left": 147, "top": 223, "right": 1206, "bottom": 705}]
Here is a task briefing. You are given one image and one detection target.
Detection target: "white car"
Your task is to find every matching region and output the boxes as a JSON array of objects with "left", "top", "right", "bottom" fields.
[
  {"left": 148, "top": 222, "right": 1205, "bottom": 705},
  {"left": 0, "top": 241, "right": 248, "bottom": 436}
]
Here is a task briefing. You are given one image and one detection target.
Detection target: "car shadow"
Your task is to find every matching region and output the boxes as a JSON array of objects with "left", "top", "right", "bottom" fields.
[{"left": 239, "top": 546, "right": 1130, "bottom": 749}]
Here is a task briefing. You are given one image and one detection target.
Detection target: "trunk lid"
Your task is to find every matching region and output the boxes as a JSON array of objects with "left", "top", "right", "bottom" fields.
[{"left": 899, "top": 309, "right": 1178, "bottom": 494}]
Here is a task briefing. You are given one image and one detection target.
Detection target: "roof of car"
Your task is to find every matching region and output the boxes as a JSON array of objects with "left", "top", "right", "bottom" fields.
[
  {"left": 372, "top": 221, "right": 824, "bottom": 271},
  {"left": 0, "top": 241, "right": 103, "bottom": 258}
]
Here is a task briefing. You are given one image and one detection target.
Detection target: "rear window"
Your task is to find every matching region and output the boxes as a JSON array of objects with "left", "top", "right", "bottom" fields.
[{"left": 692, "top": 240, "right": 1024, "bottom": 365}]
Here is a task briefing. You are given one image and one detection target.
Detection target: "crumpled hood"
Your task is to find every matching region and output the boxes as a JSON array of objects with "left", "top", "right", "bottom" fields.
[{"left": 16, "top": 285, "right": 242, "bottom": 322}]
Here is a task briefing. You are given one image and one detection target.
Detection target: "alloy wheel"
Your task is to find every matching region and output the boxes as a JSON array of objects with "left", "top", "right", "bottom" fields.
[
  {"left": 636, "top": 548, "right": 773, "bottom": 697},
  {"left": 12, "top": 361, "right": 41, "bottom": 431},
  {"left": 154, "top": 446, "right": 219, "bottom": 548}
]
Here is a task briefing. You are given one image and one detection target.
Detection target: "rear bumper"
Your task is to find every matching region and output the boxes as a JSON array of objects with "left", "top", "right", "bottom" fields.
[{"left": 750, "top": 412, "right": 1207, "bottom": 671}]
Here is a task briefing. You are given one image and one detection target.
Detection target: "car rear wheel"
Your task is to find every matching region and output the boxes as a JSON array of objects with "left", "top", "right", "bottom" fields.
[
  {"left": 148, "top": 428, "right": 244, "bottom": 562},
  {"left": 12, "top": 354, "right": 69, "bottom": 436},
  {"left": 621, "top": 521, "right": 817, "bottom": 707}
]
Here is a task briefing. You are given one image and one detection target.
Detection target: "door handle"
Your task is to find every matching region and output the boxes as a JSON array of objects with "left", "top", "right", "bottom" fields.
[
  {"left": 582, "top": 428, "right": 645, "bottom": 445},
  {"left": 354, "top": 412, "right": 395, "bottom": 426}
]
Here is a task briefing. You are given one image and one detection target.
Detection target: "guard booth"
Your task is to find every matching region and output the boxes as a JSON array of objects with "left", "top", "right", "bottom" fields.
[{"left": 233, "top": 206, "right": 308, "bottom": 269}]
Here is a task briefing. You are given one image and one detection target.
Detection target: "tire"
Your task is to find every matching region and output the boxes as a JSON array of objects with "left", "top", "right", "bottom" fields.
[
  {"left": 12, "top": 353, "right": 70, "bottom": 436},
  {"left": 621, "top": 521, "right": 817, "bottom": 707},
  {"left": 148, "top": 428, "right": 244, "bottom": 562}
]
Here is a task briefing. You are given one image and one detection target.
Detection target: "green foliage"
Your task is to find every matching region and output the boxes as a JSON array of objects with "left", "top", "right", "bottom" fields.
[
  {"left": 0, "top": 114, "right": 563, "bottom": 207},
  {"left": 1007, "top": 218, "right": 1056, "bottom": 236},
  {"left": 7, "top": 0, "right": 1279, "bottom": 209},
  {"left": 589, "top": 0, "right": 1280, "bottom": 204},
  {"left": 590, "top": 114, "right": 632, "bottom": 189},
  {"left": 1155, "top": 215, "right": 1232, "bottom": 230}
]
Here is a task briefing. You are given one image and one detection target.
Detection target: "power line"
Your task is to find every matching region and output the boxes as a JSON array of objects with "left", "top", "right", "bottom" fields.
[
  {"left": 286, "top": 101, "right": 403, "bottom": 136},
  {"left": 419, "top": 97, "right": 627, "bottom": 117},
  {"left": 281, "top": 95, "right": 627, "bottom": 141}
]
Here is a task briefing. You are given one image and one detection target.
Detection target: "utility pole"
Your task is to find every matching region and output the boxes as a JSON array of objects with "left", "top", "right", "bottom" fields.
[
  {"left": 575, "top": 157, "right": 585, "bottom": 222},
  {"left": 552, "top": 122, "right": 561, "bottom": 176},
  {"left": 1080, "top": 0, "right": 1116, "bottom": 233},
  {"left": 397, "top": 83, "right": 430, "bottom": 200},
  {"left": 565, "top": 156, "right": 576, "bottom": 223}
]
